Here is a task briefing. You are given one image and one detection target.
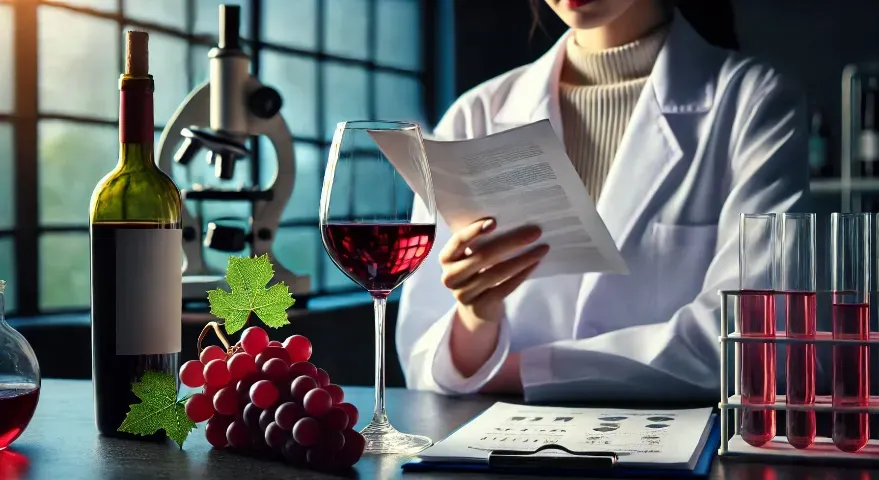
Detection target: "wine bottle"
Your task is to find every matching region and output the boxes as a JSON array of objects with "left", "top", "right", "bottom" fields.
[{"left": 89, "top": 31, "right": 183, "bottom": 437}]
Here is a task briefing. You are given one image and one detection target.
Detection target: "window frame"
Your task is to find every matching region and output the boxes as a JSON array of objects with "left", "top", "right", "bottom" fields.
[{"left": 5, "top": 0, "right": 444, "bottom": 316}]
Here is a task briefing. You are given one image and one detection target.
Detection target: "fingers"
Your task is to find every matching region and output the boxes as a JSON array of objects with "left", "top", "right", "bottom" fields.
[
  {"left": 440, "top": 218, "right": 496, "bottom": 263},
  {"left": 475, "top": 262, "right": 540, "bottom": 306},
  {"left": 442, "top": 225, "right": 543, "bottom": 289},
  {"left": 454, "top": 244, "right": 548, "bottom": 304}
]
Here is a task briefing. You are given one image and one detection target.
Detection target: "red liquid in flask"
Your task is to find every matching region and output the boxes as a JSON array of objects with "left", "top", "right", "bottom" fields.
[
  {"left": 0, "top": 385, "right": 40, "bottom": 450},
  {"left": 739, "top": 290, "right": 776, "bottom": 447},
  {"left": 832, "top": 302, "right": 870, "bottom": 452},
  {"left": 784, "top": 291, "right": 816, "bottom": 449}
]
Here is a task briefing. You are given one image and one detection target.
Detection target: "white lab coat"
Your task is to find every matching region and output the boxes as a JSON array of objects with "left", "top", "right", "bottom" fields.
[{"left": 396, "top": 15, "right": 810, "bottom": 402}]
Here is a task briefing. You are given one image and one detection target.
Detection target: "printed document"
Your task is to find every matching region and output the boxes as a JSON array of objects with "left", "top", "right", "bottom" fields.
[
  {"left": 419, "top": 402, "right": 715, "bottom": 470},
  {"left": 370, "top": 120, "right": 628, "bottom": 278}
]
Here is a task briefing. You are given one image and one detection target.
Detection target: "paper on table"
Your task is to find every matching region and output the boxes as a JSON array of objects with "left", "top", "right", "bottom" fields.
[
  {"left": 419, "top": 402, "right": 715, "bottom": 470},
  {"left": 369, "top": 120, "right": 627, "bottom": 278}
]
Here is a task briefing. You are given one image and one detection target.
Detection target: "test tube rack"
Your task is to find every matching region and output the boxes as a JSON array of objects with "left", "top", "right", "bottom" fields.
[{"left": 718, "top": 289, "right": 879, "bottom": 464}]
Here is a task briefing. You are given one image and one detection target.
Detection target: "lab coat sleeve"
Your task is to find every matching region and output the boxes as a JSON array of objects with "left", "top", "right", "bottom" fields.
[{"left": 518, "top": 70, "right": 810, "bottom": 403}]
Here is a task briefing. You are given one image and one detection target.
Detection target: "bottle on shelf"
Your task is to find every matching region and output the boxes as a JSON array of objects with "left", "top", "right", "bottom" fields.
[
  {"left": 89, "top": 31, "right": 183, "bottom": 437},
  {"left": 808, "top": 110, "right": 830, "bottom": 178},
  {"left": 859, "top": 75, "right": 879, "bottom": 177}
]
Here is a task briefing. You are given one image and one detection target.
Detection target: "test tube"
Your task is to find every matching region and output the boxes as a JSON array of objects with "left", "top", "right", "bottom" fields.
[
  {"left": 830, "top": 212, "right": 870, "bottom": 453},
  {"left": 779, "top": 213, "right": 817, "bottom": 449},
  {"left": 738, "top": 213, "right": 777, "bottom": 447}
]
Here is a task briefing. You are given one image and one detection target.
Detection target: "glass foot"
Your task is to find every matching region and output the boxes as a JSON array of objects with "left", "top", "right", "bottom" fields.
[{"left": 360, "top": 417, "right": 433, "bottom": 455}]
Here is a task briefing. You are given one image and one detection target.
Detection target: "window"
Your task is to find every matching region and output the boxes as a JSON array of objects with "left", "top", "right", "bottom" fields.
[{"left": 0, "top": 0, "right": 435, "bottom": 316}]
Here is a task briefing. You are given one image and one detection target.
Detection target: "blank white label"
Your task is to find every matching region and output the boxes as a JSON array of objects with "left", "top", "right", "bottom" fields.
[{"left": 114, "top": 229, "right": 182, "bottom": 355}]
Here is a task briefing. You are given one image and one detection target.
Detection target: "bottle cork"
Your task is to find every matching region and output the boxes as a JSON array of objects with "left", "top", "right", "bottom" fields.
[{"left": 125, "top": 30, "right": 149, "bottom": 76}]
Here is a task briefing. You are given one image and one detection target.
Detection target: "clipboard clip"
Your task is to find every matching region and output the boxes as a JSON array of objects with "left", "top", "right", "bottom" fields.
[{"left": 488, "top": 443, "right": 618, "bottom": 471}]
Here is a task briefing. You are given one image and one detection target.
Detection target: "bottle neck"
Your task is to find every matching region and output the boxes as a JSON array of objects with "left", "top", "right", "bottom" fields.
[{"left": 118, "top": 75, "right": 155, "bottom": 169}]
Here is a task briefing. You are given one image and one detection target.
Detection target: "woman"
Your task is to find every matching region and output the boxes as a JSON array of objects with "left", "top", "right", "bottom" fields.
[{"left": 396, "top": 0, "right": 809, "bottom": 402}]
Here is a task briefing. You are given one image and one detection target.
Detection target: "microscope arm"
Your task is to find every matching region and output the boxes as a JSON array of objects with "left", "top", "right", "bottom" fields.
[{"left": 157, "top": 81, "right": 212, "bottom": 276}]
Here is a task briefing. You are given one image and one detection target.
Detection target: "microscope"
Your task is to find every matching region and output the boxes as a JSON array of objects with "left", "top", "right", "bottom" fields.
[{"left": 157, "top": 4, "right": 310, "bottom": 303}]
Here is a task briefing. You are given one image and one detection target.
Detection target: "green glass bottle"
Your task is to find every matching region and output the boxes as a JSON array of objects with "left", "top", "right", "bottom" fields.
[{"left": 88, "top": 31, "right": 182, "bottom": 437}]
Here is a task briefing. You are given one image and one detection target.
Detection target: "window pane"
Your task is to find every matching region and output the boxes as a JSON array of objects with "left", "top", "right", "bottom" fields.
[
  {"left": 324, "top": 0, "right": 368, "bottom": 60},
  {"left": 322, "top": 254, "right": 356, "bottom": 291},
  {"left": 323, "top": 63, "right": 368, "bottom": 141},
  {"left": 375, "top": 0, "right": 421, "bottom": 70},
  {"left": 259, "top": 138, "right": 322, "bottom": 222},
  {"left": 124, "top": 0, "right": 186, "bottom": 30},
  {"left": 352, "top": 159, "right": 394, "bottom": 218},
  {"left": 262, "top": 0, "right": 317, "bottom": 50},
  {"left": 260, "top": 52, "right": 318, "bottom": 138},
  {"left": 0, "top": 5, "right": 13, "bottom": 113},
  {"left": 0, "top": 236, "right": 14, "bottom": 313},
  {"left": 0, "top": 123, "right": 13, "bottom": 229},
  {"left": 51, "top": 0, "right": 117, "bottom": 12},
  {"left": 38, "top": 6, "right": 118, "bottom": 119},
  {"left": 122, "top": 27, "right": 189, "bottom": 124},
  {"left": 38, "top": 121, "right": 117, "bottom": 226},
  {"left": 191, "top": 43, "right": 213, "bottom": 88},
  {"left": 194, "top": 0, "right": 251, "bottom": 41},
  {"left": 273, "top": 227, "right": 319, "bottom": 291},
  {"left": 395, "top": 180, "right": 414, "bottom": 214},
  {"left": 375, "top": 72, "right": 425, "bottom": 125},
  {"left": 40, "top": 233, "right": 90, "bottom": 310}
]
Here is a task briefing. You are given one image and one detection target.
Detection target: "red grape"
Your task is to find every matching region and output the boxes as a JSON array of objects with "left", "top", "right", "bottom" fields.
[
  {"left": 250, "top": 380, "right": 279, "bottom": 409},
  {"left": 259, "top": 405, "right": 279, "bottom": 431},
  {"left": 227, "top": 352, "right": 256, "bottom": 381},
  {"left": 337, "top": 430, "right": 366, "bottom": 468},
  {"left": 265, "top": 422, "right": 289, "bottom": 451},
  {"left": 179, "top": 360, "right": 205, "bottom": 388},
  {"left": 213, "top": 387, "right": 238, "bottom": 416},
  {"left": 282, "top": 438, "right": 307, "bottom": 465},
  {"left": 319, "top": 430, "right": 346, "bottom": 452},
  {"left": 185, "top": 393, "right": 214, "bottom": 423},
  {"left": 206, "top": 415, "right": 233, "bottom": 448},
  {"left": 275, "top": 402, "right": 306, "bottom": 430},
  {"left": 200, "top": 345, "right": 227, "bottom": 364},
  {"left": 324, "top": 384, "right": 344, "bottom": 404},
  {"left": 337, "top": 403, "right": 359, "bottom": 430},
  {"left": 303, "top": 388, "right": 332, "bottom": 417},
  {"left": 315, "top": 368, "right": 330, "bottom": 387},
  {"left": 255, "top": 346, "right": 291, "bottom": 368},
  {"left": 242, "top": 402, "right": 262, "bottom": 430},
  {"left": 289, "top": 361, "right": 318, "bottom": 380},
  {"left": 267, "top": 340, "right": 283, "bottom": 347},
  {"left": 283, "top": 335, "right": 312, "bottom": 363},
  {"left": 290, "top": 375, "right": 318, "bottom": 402},
  {"left": 203, "top": 384, "right": 220, "bottom": 400},
  {"left": 204, "top": 359, "right": 231, "bottom": 388},
  {"left": 226, "top": 420, "right": 251, "bottom": 449},
  {"left": 306, "top": 448, "right": 334, "bottom": 470},
  {"left": 261, "top": 358, "right": 288, "bottom": 383},
  {"left": 320, "top": 407, "right": 349, "bottom": 431},
  {"left": 241, "top": 326, "right": 270, "bottom": 356},
  {"left": 292, "top": 417, "right": 320, "bottom": 447}
]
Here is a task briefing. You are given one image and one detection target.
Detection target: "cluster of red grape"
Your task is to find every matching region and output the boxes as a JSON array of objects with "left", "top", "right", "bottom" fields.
[{"left": 178, "top": 326, "right": 365, "bottom": 470}]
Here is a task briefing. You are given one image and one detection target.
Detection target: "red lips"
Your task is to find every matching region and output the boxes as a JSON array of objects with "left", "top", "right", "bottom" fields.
[{"left": 564, "top": 0, "right": 595, "bottom": 8}]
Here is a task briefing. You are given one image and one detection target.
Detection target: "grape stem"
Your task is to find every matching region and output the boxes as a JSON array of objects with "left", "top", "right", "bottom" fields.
[{"left": 197, "top": 321, "right": 237, "bottom": 355}]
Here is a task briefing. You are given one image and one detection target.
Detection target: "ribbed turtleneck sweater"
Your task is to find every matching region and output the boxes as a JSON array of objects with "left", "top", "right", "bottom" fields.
[{"left": 559, "top": 25, "right": 669, "bottom": 201}]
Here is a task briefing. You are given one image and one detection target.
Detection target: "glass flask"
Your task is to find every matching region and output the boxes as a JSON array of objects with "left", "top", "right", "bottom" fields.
[{"left": 0, "top": 280, "right": 41, "bottom": 450}]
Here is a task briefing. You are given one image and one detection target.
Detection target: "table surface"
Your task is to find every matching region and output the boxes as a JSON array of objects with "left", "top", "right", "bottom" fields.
[{"left": 3, "top": 379, "right": 878, "bottom": 480}]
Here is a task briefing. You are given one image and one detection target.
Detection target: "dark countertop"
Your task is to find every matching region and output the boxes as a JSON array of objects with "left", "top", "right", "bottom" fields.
[{"left": 3, "top": 379, "right": 877, "bottom": 480}]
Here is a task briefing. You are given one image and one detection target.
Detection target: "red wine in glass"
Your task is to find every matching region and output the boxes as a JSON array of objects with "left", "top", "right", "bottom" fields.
[
  {"left": 0, "top": 385, "right": 40, "bottom": 450},
  {"left": 322, "top": 223, "right": 436, "bottom": 297},
  {"left": 832, "top": 301, "right": 870, "bottom": 453},
  {"left": 784, "top": 290, "right": 816, "bottom": 449},
  {"left": 738, "top": 289, "right": 776, "bottom": 447}
]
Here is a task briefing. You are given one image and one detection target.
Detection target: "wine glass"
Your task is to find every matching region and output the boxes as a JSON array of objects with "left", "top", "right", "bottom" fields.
[{"left": 320, "top": 121, "right": 436, "bottom": 455}]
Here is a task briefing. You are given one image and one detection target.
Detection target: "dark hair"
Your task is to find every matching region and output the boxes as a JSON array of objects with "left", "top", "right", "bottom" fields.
[{"left": 529, "top": 0, "right": 740, "bottom": 51}]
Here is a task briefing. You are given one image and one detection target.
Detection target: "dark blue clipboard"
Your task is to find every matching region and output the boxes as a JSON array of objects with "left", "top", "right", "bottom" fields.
[{"left": 402, "top": 414, "right": 720, "bottom": 478}]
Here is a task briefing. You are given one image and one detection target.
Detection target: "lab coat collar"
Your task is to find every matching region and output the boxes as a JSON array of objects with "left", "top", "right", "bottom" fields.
[{"left": 493, "top": 11, "right": 720, "bottom": 128}]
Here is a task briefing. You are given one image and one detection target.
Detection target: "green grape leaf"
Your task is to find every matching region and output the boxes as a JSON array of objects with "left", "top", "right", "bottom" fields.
[
  {"left": 117, "top": 371, "right": 196, "bottom": 449},
  {"left": 207, "top": 254, "right": 296, "bottom": 334}
]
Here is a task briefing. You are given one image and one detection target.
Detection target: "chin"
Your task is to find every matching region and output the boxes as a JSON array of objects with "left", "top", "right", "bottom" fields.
[{"left": 546, "top": 0, "right": 639, "bottom": 30}]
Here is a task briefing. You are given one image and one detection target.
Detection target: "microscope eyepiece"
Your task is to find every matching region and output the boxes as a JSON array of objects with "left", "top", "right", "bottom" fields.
[{"left": 219, "top": 4, "right": 241, "bottom": 50}]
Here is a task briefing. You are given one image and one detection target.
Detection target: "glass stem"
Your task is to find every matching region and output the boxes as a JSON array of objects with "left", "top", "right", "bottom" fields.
[{"left": 372, "top": 296, "right": 388, "bottom": 424}]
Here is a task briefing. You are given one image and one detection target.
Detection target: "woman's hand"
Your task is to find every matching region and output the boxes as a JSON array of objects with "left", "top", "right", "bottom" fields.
[{"left": 440, "top": 218, "right": 548, "bottom": 377}]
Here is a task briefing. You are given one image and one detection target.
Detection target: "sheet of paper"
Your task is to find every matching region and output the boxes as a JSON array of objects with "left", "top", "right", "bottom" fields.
[
  {"left": 419, "top": 402, "right": 715, "bottom": 469},
  {"left": 369, "top": 120, "right": 628, "bottom": 278}
]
